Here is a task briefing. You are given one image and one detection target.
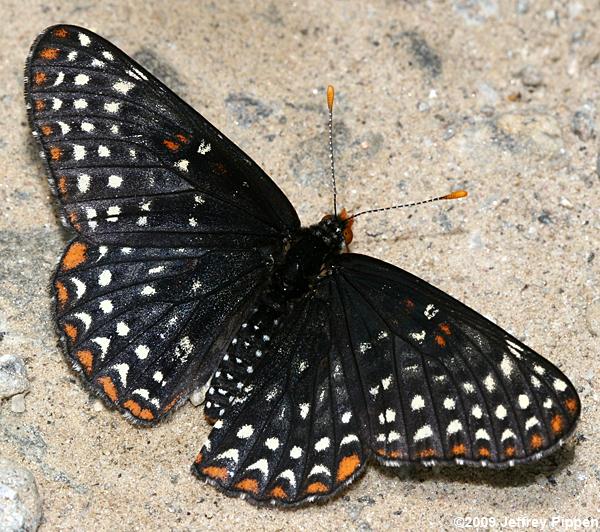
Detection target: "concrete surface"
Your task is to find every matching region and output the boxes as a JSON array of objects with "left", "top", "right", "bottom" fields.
[{"left": 0, "top": 0, "right": 598, "bottom": 530}]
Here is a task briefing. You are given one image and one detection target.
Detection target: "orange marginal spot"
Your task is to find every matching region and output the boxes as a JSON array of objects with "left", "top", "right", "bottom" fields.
[
  {"left": 63, "top": 323, "right": 77, "bottom": 342},
  {"left": 75, "top": 350, "right": 93, "bottom": 375},
  {"left": 67, "top": 211, "right": 81, "bottom": 231},
  {"left": 305, "top": 482, "right": 328, "bottom": 495},
  {"left": 235, "top": 478, "right": 259, "bottom": 494},
  {"left": 53, "top": 27, "right": 69, "bottom": 38},
  {"left": 202, "top": 466, "right": 228, "bottom": 481},
  {"left": 375, "top": 448, "right": 387, "bottom": 457},
  {"left": 565, "top": 398, "right": 578, "bottom": 414},
  {"left": 269, "top": 486, "right": 288, "bottom": 500},
  {"left": 97, "top": 376, "right": 119, "bottom": 402},
  {"left": 39, "top": 47, "right": 59, "bottom": 60},
  {"left": 530, "top": 433, "right": 544, "bottom": 450},
  {"left": 204, "top": 414, "right": 217, "bottom": 425},
  {"left": 162, "top": 394, "right": 180, "bottom": 414},
  {"left": 61, "top": 241, "right": 88, "bottom": 271},
  {"left": 55, "top": 280, "right": 68, "bottom": 308},
  {"left": 41, "top": 125, "right": 53, "bottom": 136},
  {"left": 404, "top": 298, "right": 415, "bottom": 311},
  {"left": 387, "top": 450, "right": 402, "bottom": 459},
  {"left": 551, "top": 414, "right": 564, "bottom": 434},
  {"left": 34, "top": 72, "right": 47, "bottom": 85},
  {"left": 451, "top": 443, "right": 466, "bottom": 456},
  {"left": 435, "top": 335, "right": 446, "bottom": 348},
  {"left": 175, "top": 133, "right": 189, "bottom": 143},
  {"left": 418, "top": 448, "right": 436, "bottom": 459},
  {"left": 439, "top": 322, "right": 451, "bottom": 335},
  {"left": 123, "top": 399, "right": 154, "bottom": 421},
  {"left": 50, "top": 146, "right": 62, "bottom": 161},
  {"left": 194, "top": 452, "right": 203, "bottom": 464},
  {"left": 163, "top": 139, "right": 180, "bottom": 151},
  {"left": 35, "top": 99, "right": 45, "bottom": 111},
  {"left": 504, "top": 446, "right": 516, "bottom": 458},
  {"left": 57, "top": 176, "right": 68, "bottom": 197},
  {"left": 336, "top": 454, "right": 361, "bottom": 482},
  {"left": 478, "top": 447, "right": 491, "bottom": 458}
]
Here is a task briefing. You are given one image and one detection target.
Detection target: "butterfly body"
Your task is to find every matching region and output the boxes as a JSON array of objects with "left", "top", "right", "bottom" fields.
[{"left": 25, "top": 25, "right": 580, "bottom": 507}]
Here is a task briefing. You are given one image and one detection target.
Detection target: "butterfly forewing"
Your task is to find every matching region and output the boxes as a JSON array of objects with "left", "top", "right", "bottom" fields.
[
  {"left": 332, "top": 253, "right": 580, "bottom": 465},
  {"left": 26, "top": 25, "right": 300, "bottom": 423},
  {"left": 25, "top": 24, "right": 299, "bottom": 246}
]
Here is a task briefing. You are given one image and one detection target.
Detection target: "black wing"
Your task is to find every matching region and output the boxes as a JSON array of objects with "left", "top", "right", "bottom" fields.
[
  {"left": 25, "top": 25, "right": 300, "bottom": 423},
  {"left": 193, "top": 253, "right": 580, "bottom": 505}
]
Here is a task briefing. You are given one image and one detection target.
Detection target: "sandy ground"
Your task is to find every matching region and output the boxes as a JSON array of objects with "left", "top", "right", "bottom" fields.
[{"left": 0, "top": 0, "right": 598, "bottom": 530}]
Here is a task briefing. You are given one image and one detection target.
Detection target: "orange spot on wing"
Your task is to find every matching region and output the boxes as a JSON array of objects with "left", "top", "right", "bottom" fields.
[
  {"left": 39, "top": 48, "right": 59, "bottom": 60},
  {"left": 163, "top": 139, "right": 180, "bottom": 151},
  {"left": 202, "top": 466, "right": 228, "bottom": 481},
  {"left": 175, "top": 133, "right": 189, "bottom": 143},
  {"left": 435, "top": 335, "right": 446, "bottom": 347},
  {"left": 530, "top": 433, "right": 544, "bottom": 450},
  {"left": 50, "top": 146, "right": 62, "bottom": 161},
  {"left": 75, "top": 350, "right": 93, "bottom": 375},
  {"left": 41, "top": 125, "right": 53, "bottom": 136},
  {"left": 269, "top": 485, "right": 288, "bottom": 500},
  {"left": 451, "top": 443, "right": 466, "bottom": 456},
  {"left": 67, "top": 211, "right": 81, "bottom": 231},
  {"left": 439, "top": 322, "right": 451, "bottom": 335},
  {"left": 55, "top": 280, "right": 68, "bottom": 308},
  {"left": 375, "top": 448, "right": 386, "bottom": 457},
  {"left": 162, "top": 395, "right": 180, "bottom": 414},
  {"left": 61, "top": 241, "right": 88, "bottom": 271},
  {"left": 57, "top": 176, "right": 68, "bottom": 197},
  {"left": 63, "top": 323, "right": 77, "bottom": 342},
  {"left": 336, "top": 454, "right": 361, "bottom": 482},
  {"left": 305, "top": 482, "right": 328, "bottom": 494},
  {"left": 387, "top": 450, "right": 402, "bottom": 459},
  {"left": 194, "top": 452, "right": 203, "bottom": 464},
  {"left": 123, "top": 399, "right": 154, "bottom": 421},
  {"left": 212, "top": 162, "right": 228, "bottom": 175},
  {"left": 235, "top": 478, "right": 259, "bottom": 494},
  {"left": 34, "top": 72, "right": 47, "bottom": 85},
  {"left": 504, "top": 446, "right": 516, "bottom": 458},
  {"left": 478, "top": 447, "right": 491, "bottom": 458},
  {"left": 98, "top": 376, "right": 118, "bottom": 402},
  {"left": 418, "top": 448, "right": 436, "bottom": 458},
  {"left": 35, "top": 99, "right": 45, "bottom": 111},
  {"left": 53, "top": 27, "right": 69, "bottom": 38},
  {"left": 204, "top": 414, "right": 217, "bottom": 425},
  {"left": 404, "top": 298, "right": 415, "bottom": 311},
  {"left": 551, "top": 414, "right": 564, "bottom": 434},
  {"left": 564, "top": 398, "right": 578, "bottom": 414}
]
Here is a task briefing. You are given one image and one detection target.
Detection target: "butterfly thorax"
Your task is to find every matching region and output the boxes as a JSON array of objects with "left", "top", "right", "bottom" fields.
[{"left": 270, "top": 214, "right": 350, "bottom": 301}]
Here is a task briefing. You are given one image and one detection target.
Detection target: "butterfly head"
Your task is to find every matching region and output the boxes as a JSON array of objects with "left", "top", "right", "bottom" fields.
[{"left": 320, "top": 208, "right": 354, "bottom": 248}]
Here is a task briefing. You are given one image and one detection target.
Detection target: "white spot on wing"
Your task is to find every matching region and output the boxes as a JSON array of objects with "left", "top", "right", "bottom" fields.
[
  {"left": 135, "top": 345, "right": 149, "bottom": 359},
  {"left": 78, "top": 33, "right": 91, "bottom": 46},
  {"left": 246, "top": 459, "right": 269, "bottom": 478},
  {"left": 290, "top": 446, "right": 302, "bottom": 459},
  {"left": 340, "top": 434, "right": 359, "bottom": 446},
  {"left": 475, "top": 428, "right": 490, "bottom": 441},
  {"left": 314, "top": 437, "right": 330, "bottom": 452},
  {"left": 74, "top": 73, "right": 90, "bottom": 85},
  {"left": 265, "top": 437, "right": 279, "bottom": 450},
  {"left": 411, "top": 395, "right": 425, "bottom": 411},
  {"left": 413, "top": 425, "right": 433, "bottom": 442},
  {"left": 113, "top": 80, "right": 134, "bottom": 94},
  {"left": 113, "top": 363, "right": 128, "bottom": 386},
  {"left": 77, "top": 173, "right": 90, "bottom": 192},
  {"left": 237, "top": 424, "right": 253, "bottom": 439},
  {"left": 98, "top": 270, "right": 112, "bottom": 286},
  {"left": 308, "top": 464, "right": 331, "bottom": 477},
  {"left": 446, "top": 420, "right": 462, "bottom": 434},
  {"left": 108, "top": 175, "right": 122, "bottom": 188}
]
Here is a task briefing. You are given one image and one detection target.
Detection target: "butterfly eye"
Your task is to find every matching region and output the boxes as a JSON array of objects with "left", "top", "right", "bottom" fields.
[{"left": 343, "top": 225, "right": 353, "bottom": 245}]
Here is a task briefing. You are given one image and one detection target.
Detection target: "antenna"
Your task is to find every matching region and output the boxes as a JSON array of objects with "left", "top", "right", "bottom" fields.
[
  {"left": 349, "top": 190, "right": 468, "bottom": 220},
  {"left": 327, "top": 85, "right": 338, "bottom": 216}
]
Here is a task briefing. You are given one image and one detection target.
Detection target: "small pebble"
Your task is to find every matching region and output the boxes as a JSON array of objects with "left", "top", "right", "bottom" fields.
[
  {"left": 571, "top": 105, "right": 596, "bottom": 141},
  {"left": 586, "top": 300, "right": 600, "bottom": 337},
  {"left": 417, "top": 101, "right": 430, "bottom": 112},
  {"left": 92, "top": 399, "right": 104, "bottom": 412},
  {"left": 189, "top": 384, "right": 209, "bottom": 407},
  {"left": 559, "top": 197, "right": 573, "bottom": 209},
  {"left": 10, "top": 394, "right": 25, "bottom": 413},
  {"left": 0, "top": 355, "right": 29, "bottom": 399},
  {"left": 0, "top": 459, "right": 42, "bottom": 532},
  {"left": 519, "top": 65, "right": 543, "bottom": 87}
]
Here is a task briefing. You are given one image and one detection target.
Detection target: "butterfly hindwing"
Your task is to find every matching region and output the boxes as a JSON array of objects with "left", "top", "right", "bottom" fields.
[
  {"left": 331, "top": 253, "right": 580, "bottom": 465},
  {"left": 194, "top": 288, "right": 368, "bottom": 505},
  {"left": 25, "top": 24, "right": 299, "bottom": 247}
]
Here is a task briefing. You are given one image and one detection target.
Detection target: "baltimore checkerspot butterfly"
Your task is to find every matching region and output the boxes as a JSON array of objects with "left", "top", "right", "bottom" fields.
[{"left": 25, "top": 25, "right": 580, "bottom": 506}]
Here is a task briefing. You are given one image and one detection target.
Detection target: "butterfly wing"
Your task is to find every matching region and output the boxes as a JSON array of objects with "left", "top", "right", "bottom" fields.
[
  {"left": 194, "top": 253, "right": 580, "bottom": 505},
  {"left": 194, "top": 286, "right": 369, "bottom": 505},
  {"left": 329, "top": 253, "right": 580, "bottom": 466},
  {"left": 25, "top": 25, "right": 300, "bottom": 423}
]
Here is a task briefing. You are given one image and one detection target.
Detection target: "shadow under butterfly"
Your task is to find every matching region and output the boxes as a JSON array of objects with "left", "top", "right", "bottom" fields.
[{"left": 25, "top": 25, "right": 581, "bottom": 506}]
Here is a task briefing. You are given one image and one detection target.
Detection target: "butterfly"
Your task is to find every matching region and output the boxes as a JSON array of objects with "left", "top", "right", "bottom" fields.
[{"left": 25, "top": 25, "right": 580, "bottom": 506}]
